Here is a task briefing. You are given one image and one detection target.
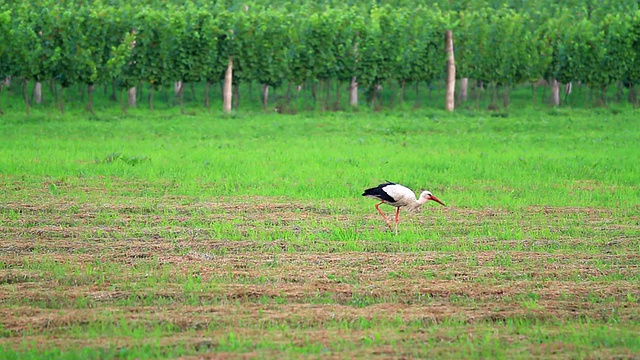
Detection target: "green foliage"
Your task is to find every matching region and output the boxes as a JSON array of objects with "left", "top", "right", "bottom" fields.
[
  {"left": 540, "top": 11, "right": 576, "bottom": 83},
  {"left": 459, "top": 8, "right": 531, "bottom": 86},
  {"left": 599, "top": 13, "right": 636, "bottom": 87},
  {"left": 52, "top": 6, "right": 96, "bottom": 88},
  {"left": 246, "top": 10, "right": 290, "bottom": 88},
  {"left": 334, "top": 8, "right": 364, "bottom": 83},
  {"left": 561, "top": 18, "right": 605, "bottom": 87},
  {"left": 2, "top": 0, "right": 640, "bottom": 113},
  {"left": 0, "top": 8, "right": 12, "bottom": 80},
  {"left": 304, "top": 10, "right": 342, "bottom": 82},
  {"left": 162, "top": 4, "right": 219, "bottom": 86},
  {"left": 397, "top": 7, "right": 446, "bottom": 85},
  {"left": 9, "top": 3, "right": 50, "bottom": 83},
  {"left": 132, "top": 7, "right": 169, "bottom": 90},
  {"left": 626, "top": 11, "right": 640, "bottom": 95}
]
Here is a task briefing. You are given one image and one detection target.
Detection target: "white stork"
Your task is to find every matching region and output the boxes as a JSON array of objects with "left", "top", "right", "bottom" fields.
[{"left": 362, "top": 181, "right": 446, "bottom": 233}]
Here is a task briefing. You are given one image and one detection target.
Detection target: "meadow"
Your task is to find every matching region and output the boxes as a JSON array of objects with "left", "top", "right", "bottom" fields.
[{"left": 0, "top": 98, "right": 639, "bottom": 358}]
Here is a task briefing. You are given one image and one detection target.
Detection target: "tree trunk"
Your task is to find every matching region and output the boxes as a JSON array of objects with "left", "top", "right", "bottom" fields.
[
  {"left": 349, "top": 76, "right": 358, "bottom": 108},
  {"left": 334, "top": 81, "right": 341, "bottom": 110},
  {"left": 49, "top": 79, "right": 57, "bottom": 107},
  {"left": 120, "top": 89, "right": 127, "bottom": 114},
  {"left": 285, "top": 81, "right": 292, "bottom": 105},
  {"left": 233, "top": 84, "right": 239, "bottom": 109},
  {"left": 204, "top": 81, "right": 211, "bottom": 108},
  {"left": 311, "top": 82, "right": 317, "bottom": 104},
  {"left": 318, "top": 80, "right": 325, "bottom": 110},
  {"left": 585, "top": 86, "right": 590, "bottom": 109},
  {"left": 399, "top": 80, "right": 406, "bottom": 106},
  {"left": 148, "top": 87, "right": 154, "bottom": 111},
  {"left": 370, "top": 84, "right": 382, "bottom": 109},
  {"left": 475, "top": 81, "right": 481, "bottom": 110},
  {"left": 174, "top": 81, "right": 182, "bottom": 96},
  {"left": 128, "top": 87, "right": 137, "bottom": 108},
  {"left": 0, "top": 77, "right": 8, "bottom": 114},
  {"left": 325, "top": 79, "right": 331, "bottom": 111},
  {"left": 110, "top": 80, "right": 117, "bottom": 102},
  {"left": 162, "top": 85, "right": 168, "bottom": 103},
  {"left": 531, "top": 83, "right": 536, "bottom": 107},
  {"left": 223, "top": 57, "right": 233, "bottom": 113},
  {"left": 551, "top": 79, "right": 560, "bottom": 107},
  {"left": 629, "top": 83, "right": 637, "bottom": 107},
  {"left": 59, "top": 86, "right": 65, "bottom": 114},
  {"left": 34, "top": 82, "right": 42, "bottom": 104},
  {"left": 23, "top": 79, "right": 30, "bottom": 115},
  {"left": 445, "top": 30, "right": 456, "bottom": 111},
  {"left": 138, "top": 81, "right": 144, "bottom": 103},
  {"left": 178, "top": 82, "right": 185, "bottom": 114},
  {"left": 87, "top": 84, "right": 95, "bottom": 113},
  {"left": 458, "top": 78, "right": 468, "bottom": 103},
  {"left": 615, "top": 81, "right": 623, "bottom": 103},
  {"left": 502, "top": 84, "right": 509, "bottom": 108},
  {"left": 490, "top": 83, "right": 498, "bottom": 108},
  {"left": 296, "top": 85, "right": 302, "bottom": 113},
  {"left": 262, "top": 84, "right": 269, "bottom": 111},
  {"left": 0, "top": 84, "right": 4, "bottom": 115},
  {"left": 563, "top": 82, "right": 572, "bottom": 105}
]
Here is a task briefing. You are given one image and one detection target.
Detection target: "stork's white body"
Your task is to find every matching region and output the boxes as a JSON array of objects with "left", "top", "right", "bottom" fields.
[
  {"left": 366, "top": 183, "right": 427, "bottom": 209},
  {"left": 362, "top": 182, "right": 446, "bottom": 233}
]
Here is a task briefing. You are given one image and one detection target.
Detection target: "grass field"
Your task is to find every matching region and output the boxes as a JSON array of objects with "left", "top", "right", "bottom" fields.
[{"left": 1, "top": 104, "right": 639, "bottom": 358}]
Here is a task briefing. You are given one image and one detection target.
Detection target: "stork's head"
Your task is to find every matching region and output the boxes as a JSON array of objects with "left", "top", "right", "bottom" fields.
[{"left": 419, "top": 191, "right": 446, "bottom": 206}]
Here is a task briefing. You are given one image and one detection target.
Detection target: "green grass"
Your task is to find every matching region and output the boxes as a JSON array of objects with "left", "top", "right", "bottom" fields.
[
  {"left": 2, "top": 108, "right": 638, "bottom": 205},
  {"left": 1, "top": 102, "right": 639, "bottom": 358}
]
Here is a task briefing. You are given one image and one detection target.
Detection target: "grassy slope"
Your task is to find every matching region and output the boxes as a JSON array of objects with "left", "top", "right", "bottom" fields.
[{"left": 0, "top": 106, "right": 639, "bottom": 358}]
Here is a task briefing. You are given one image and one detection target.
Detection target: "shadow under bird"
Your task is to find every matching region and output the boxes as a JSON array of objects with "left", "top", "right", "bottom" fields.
[{"left": 362, "top": 181, "right": 446, "bottom": 233}]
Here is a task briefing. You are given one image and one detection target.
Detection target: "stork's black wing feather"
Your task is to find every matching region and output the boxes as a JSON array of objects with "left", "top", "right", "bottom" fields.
[{"left": 362, "top": 182, "right": 397, "bottom": 203}]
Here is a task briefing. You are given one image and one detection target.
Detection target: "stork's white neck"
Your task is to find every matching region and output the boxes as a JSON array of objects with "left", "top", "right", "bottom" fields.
[
  {"left": 417, "top": 196, "right": 430, "bottom": 205},
  {"left": 405, "top": 195, "right": 429, "bottom": 210}
]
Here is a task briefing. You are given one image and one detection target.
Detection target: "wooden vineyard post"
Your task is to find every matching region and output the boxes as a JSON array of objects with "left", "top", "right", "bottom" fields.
[
  {"left": 445, "top": 30, "right": 456, "bottom": 112},
  {"left": 551, "top": 79, "right": 561, "bottom": 107},
  {"left": 349, "top": 76, "right": 358, "bottom": 108},
  {"left": 459, "top": 78, "right": 468, "bottom": 103},
  {"left": 127, "top": 87, "right": 136, "bottom": 108},
  {"left": 223, "top": 57, "right": 233, "bottom": 113}
]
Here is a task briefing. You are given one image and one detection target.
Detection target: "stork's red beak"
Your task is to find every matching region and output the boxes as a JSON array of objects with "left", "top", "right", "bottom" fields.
[{"left": 430, "top": 195, "right": 446, "bottom": 206}]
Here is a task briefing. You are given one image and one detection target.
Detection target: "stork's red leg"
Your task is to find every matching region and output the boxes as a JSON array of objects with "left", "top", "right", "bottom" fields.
[
  {"left": 395, "top": 207, "right": 400, "bottom": 225},
  {"left": 375, "top": 202, "right": 392, "bottom": 228}
]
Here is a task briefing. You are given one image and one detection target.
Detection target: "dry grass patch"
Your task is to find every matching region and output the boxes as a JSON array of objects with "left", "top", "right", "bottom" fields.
[{"left": 1, "top": 195, "right": 639, "bottom": 357}]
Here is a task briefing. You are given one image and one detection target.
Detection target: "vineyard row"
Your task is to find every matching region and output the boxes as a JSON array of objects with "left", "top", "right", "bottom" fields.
[{"left": 1, "top": 2, "right": 640, "bottom": 113}]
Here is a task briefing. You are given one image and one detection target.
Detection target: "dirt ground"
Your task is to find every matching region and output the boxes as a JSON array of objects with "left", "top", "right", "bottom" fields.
[{"left": 1, "top": 194, "right": 639, "bottom": 357}]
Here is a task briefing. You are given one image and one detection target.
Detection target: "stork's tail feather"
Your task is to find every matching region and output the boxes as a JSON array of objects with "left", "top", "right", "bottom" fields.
[{"left": 362, "top": 188, "right": 378, "bottom": 197}]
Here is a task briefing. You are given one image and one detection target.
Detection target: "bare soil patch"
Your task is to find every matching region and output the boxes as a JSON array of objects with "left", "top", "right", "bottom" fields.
[{"left": 1, "top": 195, "right": 639, "bottom": 356}]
